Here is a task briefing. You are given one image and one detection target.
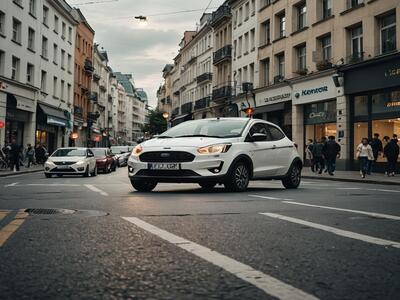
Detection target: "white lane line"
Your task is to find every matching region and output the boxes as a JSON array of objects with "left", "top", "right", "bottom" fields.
[
  {"left": 282, "top": 201, "right": 400, "bottom": 221},
  {"left": 84, "top": 184, "right": 109, "bottom": 196},
  {"left": 248, "top": 194, "right": 293, "bottom": 201},
  {"left": 26, "top": 183, "right": 81, "bottom": 187},
  {"left": 5, "top": 182, "right": 19, "bottom": 187},
  {"left": 123, "top": 217, "right": 318, "bottom": 300},
  {"left": 336, "top": 188, "right": 361, "bottom": 190},
  {"left": 260, "top": 213, "right": 400, "bottom": 249},
  {"left": 367, "top": 188, "right": 400, "bottom": 193}
]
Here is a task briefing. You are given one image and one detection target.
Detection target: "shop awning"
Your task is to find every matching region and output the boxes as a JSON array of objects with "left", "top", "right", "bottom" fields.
[
  {"left": 16, "top": 96, "right": 35, "bottom": 112},
  {"left": 254, "top": 102, "right": 285, "bottom": 115},
  {"left": 39, "top": 104, "right": 70, "bottom": 128}
]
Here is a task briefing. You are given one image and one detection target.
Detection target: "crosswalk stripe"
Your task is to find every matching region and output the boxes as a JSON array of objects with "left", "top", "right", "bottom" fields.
[
  {"left": 122, "top": 216, "right": 318, "bottom": 300},
  {"left": 0, "top": 209, "right": 28, "bottom": 247},
  {"left": 0, "top": 210, "right": 11, "bottom": 221},
  {"left": 260, "top": 213, "right": 400, "bottom": 249}
]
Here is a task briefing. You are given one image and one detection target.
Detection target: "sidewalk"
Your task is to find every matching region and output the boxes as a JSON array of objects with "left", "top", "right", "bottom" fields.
[
  {"left": 0, "top": 165, "right": 43, "bottom": 177},
  {"left": 302, "top": 169, "right": 400, "bottom": 186}
]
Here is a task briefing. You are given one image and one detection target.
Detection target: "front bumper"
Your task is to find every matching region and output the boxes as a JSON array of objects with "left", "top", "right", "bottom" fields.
[{"left": 44, "top": 163, "right": 86, "bottom": 174}]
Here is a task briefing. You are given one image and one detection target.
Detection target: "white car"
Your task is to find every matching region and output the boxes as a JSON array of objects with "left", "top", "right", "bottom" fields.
[
  {"left": 128, "top": 118, "right": 302, "bottom": 192},
  {"left": 44, "top": 147, "right": 97, "bottom": 178}
]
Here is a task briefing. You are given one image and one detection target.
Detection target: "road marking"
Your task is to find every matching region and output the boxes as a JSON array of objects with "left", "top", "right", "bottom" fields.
[
  {"left": 0, "top": 210, "right": 10, "bottom": 221},
  {"left": 248, "top": 194, "right": 293, "bottom": 201},
  {"left": 260, "top": 213, "right": 400, "bottom": 249},
  {"left": 282, "top": 201, "right": 400, "bottom": 221},
  {"left": 367, "top": 188, "right": 400, "bottom": 193},
  {"left": 0, "top": 209, "right": 28, "bottom": 247},
  {"left": 5, "top": 182, "right": 19, "bottom": 187},
  {"left": 85, "top": 184, "right": 109, "bottom": 196},
  {"left": 336, "top": 188, "right": 361, "bottom": 190},
  {"left": 122, "top": 217, "right": 318, "bottom": 300},
  {"left": 26, "top": 183, "right": 81, "bottom": 187}
]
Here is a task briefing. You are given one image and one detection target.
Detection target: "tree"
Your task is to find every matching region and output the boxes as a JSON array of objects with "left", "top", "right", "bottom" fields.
[{"left": 143, "top": 109, "right": 167, "bottom": 135}]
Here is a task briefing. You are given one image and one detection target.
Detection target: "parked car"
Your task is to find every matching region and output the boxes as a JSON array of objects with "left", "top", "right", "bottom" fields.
[
  {"left": 91, "top": 148, "right": 116, "bottom": 173},
  {"left": 110, "top": 146, "right": 130, "bottom": 167},
  {"left": 128, "top": 118, "right": 302, "bottom": 192},
  {"left": 44, "top": 147, "right": 97, "bottom": 178}
]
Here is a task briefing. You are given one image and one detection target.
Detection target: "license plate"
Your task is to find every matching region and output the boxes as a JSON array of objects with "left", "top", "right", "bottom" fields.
[
  {"left": 57, "top": 165, "right": 70, "bottom": 169},
  {"left": 148, "top": 163, "right": 179, "bottom": 170}
]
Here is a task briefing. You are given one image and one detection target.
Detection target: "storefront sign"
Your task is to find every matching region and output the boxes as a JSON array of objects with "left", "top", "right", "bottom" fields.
[
  {"left": 16, "top": 96, "right": 35, "bottom": 112},
  {"left": 386, "top": 101, "right": 400, "bottom": 108},
  {"left": 304, "top": 100, "right": 337, "bottom": 125},
  {"left": 385, "top": 67, "right": 400, "bottom": 78},
  {"left": 47, "top": 116, "right": 69, "bottom": 127},
  {"left": 293, "top": 75, "right": 340, "bottom": 105},
  {"left": 255, "top": 86, "right": 292, "bottom": 107}
]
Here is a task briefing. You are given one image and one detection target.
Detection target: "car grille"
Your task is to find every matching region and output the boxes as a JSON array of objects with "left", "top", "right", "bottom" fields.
[
  {"left": 139, "top": 151, "right": 195, "bottom": 163},
  {"left": 51, "top": 167, "right": 76, "bottom": 172},
  {"left": 136, "top": 169, "right": 199, "bottom": 177},
  {"left": 53, "top": 161, "right": 76, "bottom": 166}
]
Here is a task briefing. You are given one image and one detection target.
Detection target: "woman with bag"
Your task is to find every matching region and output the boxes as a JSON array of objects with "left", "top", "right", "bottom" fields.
[{"left": 356, "top": 138, "right": 374, "bottom": 178}]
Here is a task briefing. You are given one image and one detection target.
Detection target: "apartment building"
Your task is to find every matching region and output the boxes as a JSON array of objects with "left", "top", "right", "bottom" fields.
[
  {"left": 71, "top": 8, "right": 94, "bottom": 147},
  {"left": 134, "top": 88, "right": 148, "bottom": 141},
  {"left": 157, "top": 64, "right": 174, "bottom": 117},
  {"left": 0, "top": 0, "right": 77, "bottom": 153}
]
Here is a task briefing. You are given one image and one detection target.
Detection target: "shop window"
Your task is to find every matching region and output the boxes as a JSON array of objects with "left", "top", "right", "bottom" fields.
[
  {"left": 372, "top": 119, "right": 400, "bottom": 162},
  {"left": 353, "top": 95, "right": 368, "bottom": 116},
  {"left": 379, "top": 12, "right": 396, "bottom": 54},
  {"left": 353, "top": 122, "right": 368, "bottom": 159},
  {"left": 305, "top": 123, "right": 337, "bottom": 144},
  {"left": 372, "top": 90, "right": 400, "bottom": 114}
]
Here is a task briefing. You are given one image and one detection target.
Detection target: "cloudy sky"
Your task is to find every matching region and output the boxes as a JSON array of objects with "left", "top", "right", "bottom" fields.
[{"left": 68, "top": 0, "right": 225, "bottom": 107}]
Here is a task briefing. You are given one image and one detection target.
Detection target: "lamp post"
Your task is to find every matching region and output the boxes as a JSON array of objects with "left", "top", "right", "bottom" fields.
[{"left": 162, "top": 112, "right": 169, "bottom": 131}]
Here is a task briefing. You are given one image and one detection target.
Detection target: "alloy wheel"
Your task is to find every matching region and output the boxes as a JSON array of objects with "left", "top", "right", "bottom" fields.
[{"left": 234, "top": 164, "right": 249, "bottom": 190}]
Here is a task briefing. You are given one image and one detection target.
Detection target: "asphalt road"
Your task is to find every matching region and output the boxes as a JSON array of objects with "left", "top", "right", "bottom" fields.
[{"left": 0, "top": 167, "right": 399, "bottom": 300}]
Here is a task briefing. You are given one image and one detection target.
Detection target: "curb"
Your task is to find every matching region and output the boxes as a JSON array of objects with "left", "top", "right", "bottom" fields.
[
  {"left": 0, "top": 169, "right": 43, "bottom": 177},
  {"left": 303, "top": 175, "right": 399, "bottom": 186}
]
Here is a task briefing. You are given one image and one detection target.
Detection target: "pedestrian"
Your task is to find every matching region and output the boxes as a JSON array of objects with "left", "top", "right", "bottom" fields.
[
  {"left": 356, "top": 138, "right": 374, "bottom": 178},
  {"left": 368, "top": 133, "right": 383, "bottom": 174},
  {"left": 35, "top": 143, "right": 46, "bottom": 165},
  {"left": 384, "top": 134, "right": 399, "bottom": 176},
  {"left": 305, "top": 139, "right": 315, "bottom": 172},
  {"left": 25, "top": 144, "right": 35, "bottom": 168},
  {"left": 322, "top": 135, "right": 341, "bottom": 176},
  {"left": 9, "top": 139, "right": 22, "bottom": 172},
  {"left": 312, "top": 138, "right": 325, "bottom": 174}
]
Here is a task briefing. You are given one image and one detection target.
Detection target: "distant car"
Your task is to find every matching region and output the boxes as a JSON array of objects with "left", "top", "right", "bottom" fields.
[
  {"left": 91, "top": 148, "right": 116, "bottom": 173},
  {"left": 128, "top": 118, "right": 302, "bottom": 192},
  {"left": 44, "top": 147, "right": 97, "bottom": 178},
  {"left": 110, "top": 146, "right": 130, "bottom": 167}
]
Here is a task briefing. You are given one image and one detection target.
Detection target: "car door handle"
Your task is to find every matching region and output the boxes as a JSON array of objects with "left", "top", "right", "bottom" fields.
[{"left": 272, "top": 145, "right": 277, "bottom": 149}]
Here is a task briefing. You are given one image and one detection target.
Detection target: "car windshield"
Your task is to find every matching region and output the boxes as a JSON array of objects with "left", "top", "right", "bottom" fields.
[
  {"left": 91, "top": 149, "right": 107, "bottom": 158},
  {"left": 52, "top": 149, "right": 86, "bottom": 157},
  {"left": 159, "top": 119, "right": 249, "bottom": 138},
  {"left": 110, "top": 146, "right": 129, "bottom": 154}
]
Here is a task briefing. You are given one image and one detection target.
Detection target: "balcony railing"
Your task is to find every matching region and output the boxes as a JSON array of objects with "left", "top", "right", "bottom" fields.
[
  {"left": 273, "top": 75, "right": 284, "bottom": 84},
  {"left": 197, "top": 72, "right": 213, "bottom": 84},
  {"left": 316, "top": 58, "right": 333, "bottom": 71},
  {"left": 181, "top": 102, "right": 193, "bottom": 114},
  {"left": 93, "top": 73, "right": 101, "bottom": 81},
  {"left": 84, "top": 58, "right": 94, "bottom": 73},
  {"left": 213, "top": 45, "right": 232, "bottom": 65},
  {"left": 211, "top": 5, "right": 231, "bottom": 27},
  {"left": 88, "top": 92, "right": 98, "bottom": 103},
  {"left": 194, "top": 96, "right": 211, "bottom": 110},
  {"left": 212, "top": 84, "right": 233, "bottom": 102},
  {"left": 345, "top": 52, "right": 364, "bottom": 64}
]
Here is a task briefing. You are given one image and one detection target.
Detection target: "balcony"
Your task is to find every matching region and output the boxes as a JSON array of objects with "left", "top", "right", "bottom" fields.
[
  {"left": 197, "top": 72, "right": 213, "bottom": 84},
  {"left": 213, "top": 45, "right": 232, "bottom": 65},
  {"left": 93, "top": 73, "right": 101, "bottom": 81},
  {"left": 188, "top": 55, "right": 197, "bottom": 65},
  {"left": 316, "top": 59, "right": 333, "bottom": 71},
  {"left": 273, "top": 75, "right": 284, "bottom": 84},
  {"left": 212, "top": 85, "right": 232, "bottom": 102},
  {"left": 181, "top": 102, "right": 193, "bottom": 114},
  {"left": 166, "top": 96, "right": 171, "bottom": 104},
  {"left": 211, "top": 5, "right": 231, "bottom": 27},
  {"left": 194, "top": 96, "right": 211, "bottom": 110},
  {"left": 345, "top": 52, "right": 364, "bottom": 64},
  {"left": 88, "top": 92, "right": 98, "bottom": 103},
  {"left": 84, "top": 58, "right": 94, "bottom": 73}
]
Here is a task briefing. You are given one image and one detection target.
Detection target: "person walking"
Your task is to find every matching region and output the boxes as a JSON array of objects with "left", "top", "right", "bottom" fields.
[
  {"left": 305, "top": 139, "right": 315, "bottom": 172},
  {"left": 356, "top": 138, "right": 374, "bottom": 178},
  {"left": 35, "top": 143, "right": 46, "bottom": 165},
  {"left": 369, "top": 133, "right": 383, "bottom": 174},
  {"left": 9, "top": 139, "right": 22, "bottom": 172},
  {"left": 25, "top": 144, "right": 35, "bottom": 168},
  {"left": 384, "top": 134, "right": 399, "bottom": 176},
  {"left": 312, "top": 138, "right": 325, "bottom": 174},
  {"left": 322, "top": 135, "right": 341, "bottom": 176}
]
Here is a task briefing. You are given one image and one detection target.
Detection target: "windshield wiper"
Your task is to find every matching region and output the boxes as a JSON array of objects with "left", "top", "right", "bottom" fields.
[
  {"left": 157, "top": 136, "right": 173, "bottom": 139},
  {"left": 174, "top": 134, "right": 221, "bottom": 138}
]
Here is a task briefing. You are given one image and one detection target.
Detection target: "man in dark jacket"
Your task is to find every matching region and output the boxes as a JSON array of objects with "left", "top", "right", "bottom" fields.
[
  {"left": 35, "top": 143, "right": 46, "bottom": 164},
  {"left": 384, "top": 135, "right": 399, "bottom": 176},
  {"left": 322, "top": 135, "right": 341, "bottom": 176},
  {"left": 369, "top": 133, "right": 383, "bottom": 174},
  {"left": 9, "top": 139, "right": 22, "bottom": 172},
  {"left": 312, "top": 139, "right": 325, "bottom": 174}
]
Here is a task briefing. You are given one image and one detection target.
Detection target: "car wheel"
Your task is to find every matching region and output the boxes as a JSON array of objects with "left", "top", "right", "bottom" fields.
[
  {"left": 83, "top": 166, "right": 89, "bottom": 177},
  {"left": 45, "top": 173, "right": 52, "bottom": 178},
  {"left": 199, "top": 182, "right": 216, "bottom": 190},
  {"left": 282, "top": 163, "right": 301, "bottom": 189},
  {"left": 224, "top": 161, "right": 250, "bottom": 192},
  {"left": 131, "top": 180, "right": 157, "bottom": 192},
  {"left": 91, "top": 166, "right": 97, "bottom": 177},
  {"left": 107, "top": 164, "right": 111, "bottom": 173}
]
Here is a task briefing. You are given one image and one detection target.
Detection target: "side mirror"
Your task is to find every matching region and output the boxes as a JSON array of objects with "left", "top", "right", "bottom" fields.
[
  {"left": 251, "top": 133, "right": 267, "bottom": 142},
  {"left": 87, "top": 152, "right": 94, "bottom": 157}
]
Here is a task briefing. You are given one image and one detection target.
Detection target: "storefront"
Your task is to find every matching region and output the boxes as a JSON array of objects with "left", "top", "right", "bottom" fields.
[
  {"left": 304, "top": 100, "right": 337, "bottom": 142},
  {"left": 342, "top": 53, "right": 400, "bottom": 171},
  {"left": 254, "top": 85, "right": 292, "bottom": 139}
]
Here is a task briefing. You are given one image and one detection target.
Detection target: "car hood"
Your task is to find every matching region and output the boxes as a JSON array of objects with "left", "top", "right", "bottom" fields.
[
  {"left": 49, "top": 156, "right": 86, "bottom": 162},
  {"left": 142, "top": 137, "right": 232, "bottom": 148}
]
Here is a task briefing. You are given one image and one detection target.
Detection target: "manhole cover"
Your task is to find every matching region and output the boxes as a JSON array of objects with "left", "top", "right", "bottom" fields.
[{"left": 25, "top": 208, "right": 76, "bottom": 215}]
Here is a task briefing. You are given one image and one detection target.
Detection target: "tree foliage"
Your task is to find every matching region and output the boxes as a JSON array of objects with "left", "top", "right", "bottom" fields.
[{"left": 143, "top": 109, "right": 167, "bottom": 135}]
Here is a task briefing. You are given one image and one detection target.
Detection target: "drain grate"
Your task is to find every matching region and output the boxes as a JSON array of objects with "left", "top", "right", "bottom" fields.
[{"left": 25, "top": 208, "right": 76, "bottom": 215}]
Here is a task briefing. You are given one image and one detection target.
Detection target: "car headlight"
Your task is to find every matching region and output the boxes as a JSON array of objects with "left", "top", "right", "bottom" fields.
[
  {"left": 46, "top": 160, "right": 55, "bottom": 165},
  {"left": 197, "top": 144, "right": 232, "bottom": 154},
  {"left": 131, "top": 145, "right": 143, "bottom": 156},
  {"left": 75, "top": 160, "right": 86, "bottom": 166}
]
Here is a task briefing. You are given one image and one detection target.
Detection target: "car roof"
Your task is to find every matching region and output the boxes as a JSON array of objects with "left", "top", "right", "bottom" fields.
[
  {"left": 189, "top": 117, "right": 280, "bottom": 127},
  {"left": 56, "top": 147, "right": 88, "bottom": 150}
]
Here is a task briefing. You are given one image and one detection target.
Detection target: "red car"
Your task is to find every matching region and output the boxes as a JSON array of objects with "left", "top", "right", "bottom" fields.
[{"left": 91, "top": 148, "right": 116, "bottom": 173}]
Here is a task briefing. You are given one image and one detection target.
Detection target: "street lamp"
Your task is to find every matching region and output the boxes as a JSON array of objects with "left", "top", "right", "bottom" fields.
[{"left": 162, "top": 112, "right": 169, "bottom": 120}]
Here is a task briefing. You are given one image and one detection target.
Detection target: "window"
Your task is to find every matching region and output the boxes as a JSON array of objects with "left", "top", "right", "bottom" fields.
[
  {"left": 238, "top": 7, "right": 243, "bottom": 25},
  {"left": 11, "top": 56, "right": 20, "bottom": 81},
  {"left": 249, "top": 63, "right": 254, "bottom": 84},
  {"left": 261, "top": 59, "right": 270, "bottom": 86},
  {"left": 43, "top": 6, "right": 49, "bottom": 26},
  {"left": 61, "top": 80, "right": 65, "bottom": 100},
  {"left": 250, "top": 29, "right": 255, "bottom": 51},
  {"left": 380, "top": 13, "right": 396, "bottom": 54},
  {"left": 348, "top": 0, "right": 363, "bottom": 9},
  {"left": 27, "top": 63, "right": 34, "bottom": 84},
  {"left": 0, "top": 51, "right": 5, "bottom": 76},
  {"left": 251, "top": 0, "right": 255, "bottom": 15},
  {"left": 245, "top": 2, "right": 250, "bottom": 20},
  {"left": 261, "top": 0, "right": 272, "bottom": 7},
  {"left": 238, "top": 36, "right": 243, "bottom": 56},
  {"left": 276, "top": 53, "right": 285, "bottom": 77},
  {"left": 321, "top": 35, "right": 331, "bottom": 60},
  {"left": 297, "top": 44, "right": 307, "bottom": 71},
  {"left": 234, "top": 10, "right": 237, "bottom": 27},
  {"left": 277, "top": 12, "right": 286, "bottom": 38},
  {"left": 53, "top": 44, "right": 58, "bottom": 64},
  {"left": 350, "top": 25, "right": 363, "bottom": 59},
  {"left": 268, "top": 125, "right": 285, "bottom": 140},
  {"left": 67, "top": 54, "right": 72, "bottom": 72},
  {"left": 297, "top": 3, "right": 307, "bottom": 30},
  {"left": 53, "top": 76, "right": 58, "bottom": 97},
  {"left": 29, "top": 0, "right": 36, "bottom": 16},
  {"left": 42, "top": 36, "right": 48, "bottom": 58},
  {"left": 0, "top": 11, "right": 5, "bottom": 35},
  {"left": 54, "top": 15, "right": 59, "bottom": 33},
  {"left": 68, "top": 27, "right": 72, "bottom": 43},
  {"left": 244, "top": 32, "right": 249, "bottom": 54},
  {"left": 243, "top": 66, "right": 248, "bottom": 83},
  {"left": 28, "top": 27, "right": 35, "bottom": 51},
  {"left": 322, "top": 0, "right": 332, "bottom": 19},
  {"left": 41, "top": 70, "right": 47, "bottom": 92},
  {"left": 261, "top": 20, "right": 270, "bottom": 45},
  {"left": 67, "top": 84, "right": 71, "bottom": 101},
  {"left": 61, "top": 50, "right": 65, "bottom": 69},
  {"left": 234, "top": 39, "right": 237, "bottom": 58},
  {"left": 12, "top": 18, "right": 21, "bottom": 43},
  {"left": 61, "top": 22, "right": 66, "bottom": 39},
  {"left": 13, "top": 0, "right": 23, "bottom": 7}
]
